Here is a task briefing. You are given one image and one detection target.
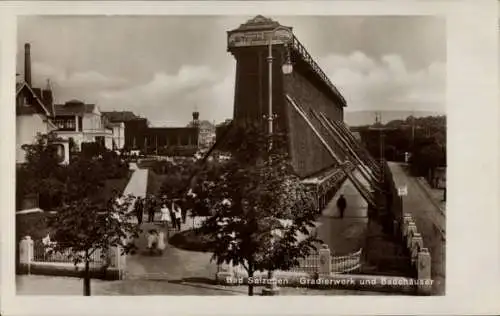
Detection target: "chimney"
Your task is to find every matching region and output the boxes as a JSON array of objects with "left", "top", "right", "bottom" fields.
[
  {"left": 24, "top": 43, "right": 31, "bottom": 86},
  {"left": 42, "top": 89, "right": 53, "bottom": 113}
]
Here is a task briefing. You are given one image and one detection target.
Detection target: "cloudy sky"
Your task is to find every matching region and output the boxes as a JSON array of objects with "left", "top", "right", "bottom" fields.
[{"left": 17, "top": 15, "right": 446, "bottom": 127}]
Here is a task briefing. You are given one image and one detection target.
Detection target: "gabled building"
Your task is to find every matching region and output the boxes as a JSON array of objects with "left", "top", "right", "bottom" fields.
[
  {"left": 101, "top": 111, "right": 140, "bottom": 150},
  {"left": 53, "top": 100, "right": 114, "bottom": 150},
  {"left": 16, "top": 43, "right": 58, "bottom": 164}
]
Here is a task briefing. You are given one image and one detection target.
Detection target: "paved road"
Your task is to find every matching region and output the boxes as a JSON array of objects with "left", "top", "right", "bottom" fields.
[
  {"left": 17, "top": 275, "right": 402, "bottom": 296},
  {"left": 388, "top": 162, "right": 446, "bottom": 295},
  {"left": 125, "top": 220, "right": 216, "bottom": 282},
  {"left": 123, "top": 167, "right": 148, "bottom": 200}
]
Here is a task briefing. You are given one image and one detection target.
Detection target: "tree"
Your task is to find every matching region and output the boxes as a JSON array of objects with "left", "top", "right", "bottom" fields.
[
  {"left": 18, "top": 132, "right": 67, "bottom": 210},
  {"left": 190, "top": 125, "right": 320, "bottom": 296},
  {"left": 410, "top": 142, "right": 445, "bottom": 179},
  {"left": 19, "top": 133, "right": 140, "bottom": 295},
  {"left": 47, "top": 194, "right": 140, "bottom": 296}
]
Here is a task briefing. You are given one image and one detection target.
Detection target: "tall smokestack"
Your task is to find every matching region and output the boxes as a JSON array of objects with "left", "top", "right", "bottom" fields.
[{"left": 24, "top": 43, "right": 31, "bottom": 86}]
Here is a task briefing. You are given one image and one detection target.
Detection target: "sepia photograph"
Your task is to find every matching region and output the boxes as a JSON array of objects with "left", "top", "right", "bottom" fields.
[{"left": 13, "top": 13, "right": 448, "bottom": 297}]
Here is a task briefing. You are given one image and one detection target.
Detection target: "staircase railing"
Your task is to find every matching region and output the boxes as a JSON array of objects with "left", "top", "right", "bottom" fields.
[
  {"left": 312, "top": 111, "right": 381, "bottom": 190},
  {"left": 320, "top": 113, "right": 381, "bottom": 177},
  {"left": 285, "top": 94, "right": 379, "bottom": 210},
  {"left": 328, "top": 118, "right": 382, "bottom": 177}
]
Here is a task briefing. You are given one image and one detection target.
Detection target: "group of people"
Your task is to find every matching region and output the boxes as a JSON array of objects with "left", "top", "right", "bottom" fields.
[{"left": 133, "top": 194, "right": 187, "bottom": 230}]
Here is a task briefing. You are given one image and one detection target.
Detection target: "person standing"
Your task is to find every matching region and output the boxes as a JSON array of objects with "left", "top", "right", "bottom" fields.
[
  {"left": 336, "top": 194, "right": 347, "bottom": 219},
  {"left": 134, "top": 197, "right": 144, "bottom": 225},
  {"left": 172, "top": 200, "right": 182, "bottom": 230},
  {"left": 160, "top": 203, "right": 172, "bottom": 230},
  {"left": 180, "top": 198, "right": 188, "bottom": 224},
  {"left": 148, "top": 196, "right": 156, "bottom": 223},
  {"left": 147, "top": 229, "right": 159, "bottom": 256}
]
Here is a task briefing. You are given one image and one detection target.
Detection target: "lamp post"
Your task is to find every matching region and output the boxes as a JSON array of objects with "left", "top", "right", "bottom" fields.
[
  {"left": 262, "top": 26, "right": 293, "bottom": 296},
  {"left": 264, "top": 26, "right": 294, "bottom": 150}
]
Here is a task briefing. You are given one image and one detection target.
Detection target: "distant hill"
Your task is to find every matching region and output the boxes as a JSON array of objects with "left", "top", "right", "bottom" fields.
[{"left": 344, "top": 110, "right": 445, "bottom": 127}]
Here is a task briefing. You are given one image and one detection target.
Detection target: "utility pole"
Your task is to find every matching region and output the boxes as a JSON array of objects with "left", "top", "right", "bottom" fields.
[
  {"left": 369, "top": 112, "right": 396, "bottom": 179},
  {"left": 411, "top": 110, "right": 415, "bottom": 153}
]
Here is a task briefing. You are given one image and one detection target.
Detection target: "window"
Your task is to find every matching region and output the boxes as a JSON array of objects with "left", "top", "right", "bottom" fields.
[
  {"left": 53, "top": 117, "right": 76, "bottom": 131},
  {"left": 95, "top": 136, "right": 105, "bottom": 147},
  {"left": 17, "top": 95, "right": 31, "bottom": 107},
  {"left": 78, "top": 116, "right": 83, "bottom": 131}
]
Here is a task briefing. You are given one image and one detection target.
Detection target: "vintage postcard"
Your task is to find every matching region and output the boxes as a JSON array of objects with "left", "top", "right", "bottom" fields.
[{"left": 1, "top": 1, "right": 499, "bottom": 315}]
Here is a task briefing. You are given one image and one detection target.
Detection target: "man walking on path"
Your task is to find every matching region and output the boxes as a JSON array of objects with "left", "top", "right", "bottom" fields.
[{"left": 336, "top": 194, "right": 347, "bottom": 219}]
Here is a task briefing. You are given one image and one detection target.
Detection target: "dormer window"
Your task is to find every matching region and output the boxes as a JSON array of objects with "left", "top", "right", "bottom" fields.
[
  {"left": 23, "top": 97, "right": 31, "bottom": 107},
  {"left": 18, "top": 96, "right": 31, "bottom": 107}
]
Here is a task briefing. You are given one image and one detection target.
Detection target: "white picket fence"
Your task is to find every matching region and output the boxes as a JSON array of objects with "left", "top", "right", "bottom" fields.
[
  {"left": 226, "top": 245, "right": 362, "bottom": 277},
  {"left": 289, "top": 247, "right": 362, "bottom": 274}
]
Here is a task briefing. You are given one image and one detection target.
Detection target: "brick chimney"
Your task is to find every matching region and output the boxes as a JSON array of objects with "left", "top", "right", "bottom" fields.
[{"left": 24, "top": 43, "right": 31, "bottom": 86}]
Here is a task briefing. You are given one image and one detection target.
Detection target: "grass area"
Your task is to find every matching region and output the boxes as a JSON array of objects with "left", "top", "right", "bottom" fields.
[
  {"left": 146, "top": 169, "right": 167, "bottom": 196},
  {"left": 97, "top": 170, "right": 133, "bottom": 201},
  {"left": 168, "top": 229, "right": 214, "bottom": 252}
]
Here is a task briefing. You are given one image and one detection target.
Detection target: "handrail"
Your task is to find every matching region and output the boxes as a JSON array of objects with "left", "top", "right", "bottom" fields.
[
  {"left": 286, "top": 94, "right": 378, "bottom": 210},
  {"left": 291, "top": 36, "right": 346, "bottom": 107}
]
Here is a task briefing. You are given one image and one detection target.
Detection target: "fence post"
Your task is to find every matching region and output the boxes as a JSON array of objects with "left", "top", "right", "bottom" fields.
[
  {"left": 106, "top": 245, "right": 126, "bottom": 279},
  {"left": 216, "top": 263, "right": 234, "bottom": 284},
  {"left": 19, "top": 236, "right": 34, "bottom": 275},
  {"left": 318, "top": 244, "right": 331, "bottom": 276},
  {"left": 116, "top": 245, "right": 126, "bottom": 279},
  {"left": 406, "top": 223, "right": 417, "bottom": 249},
  {"left": 410, "top": 233, "right": 423, "bottom": 266},
  {"left": 417, "top": 248, "right": 432, "bottom": 295},
  {"left": 401, "top": 213, "right": 412, "bottom": 236}
]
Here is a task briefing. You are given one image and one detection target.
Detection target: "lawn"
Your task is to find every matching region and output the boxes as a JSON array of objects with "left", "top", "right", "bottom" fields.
[
  {"left": 96, "top": 170, "right": 133, "bottom": 202},
  {"left": 146, "top": 169, "right": 167, "bottom": 196},
  {"left": 168, "top": 229, "right": 214, "bottom": 252}
]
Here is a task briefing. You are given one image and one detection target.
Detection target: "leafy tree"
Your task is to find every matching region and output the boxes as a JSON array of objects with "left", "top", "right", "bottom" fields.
[
  {"left": 81, "top": 141, "right": 107, "bottom": 159},
  {"left": 61, "top": 155, "right": 108, "bottom": 203},
  {"left": 47, "top": 194, "right": 140, "bottom": 296},
  {"left": 17, "top": 133, "right": 66, "bottom": 210},
  {"left": 191, "top": 125, "right": 320, "bottom": 296},
  {"left": 18, "top": 132, "right": 140, "bottom": 296},
  {"left": 410, "top": 142, "right": 445, "bottom": 179}
]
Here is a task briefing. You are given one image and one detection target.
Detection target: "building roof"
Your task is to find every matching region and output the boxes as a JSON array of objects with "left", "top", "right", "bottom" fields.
[
  {"left": 106, "top": 121, "right": 123, "bottom": 128},
  {"left": 16, "top": 81, "right": 52, "bottom": 117},
  {"left": 101, "top": 111, "right": 140, "bottom": 122},
  {"left": 231, "top": 15, "right": 284, "bottom": 32},
  {"left": 54, "top": 100, "right": 96, "bottom": 116}
]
